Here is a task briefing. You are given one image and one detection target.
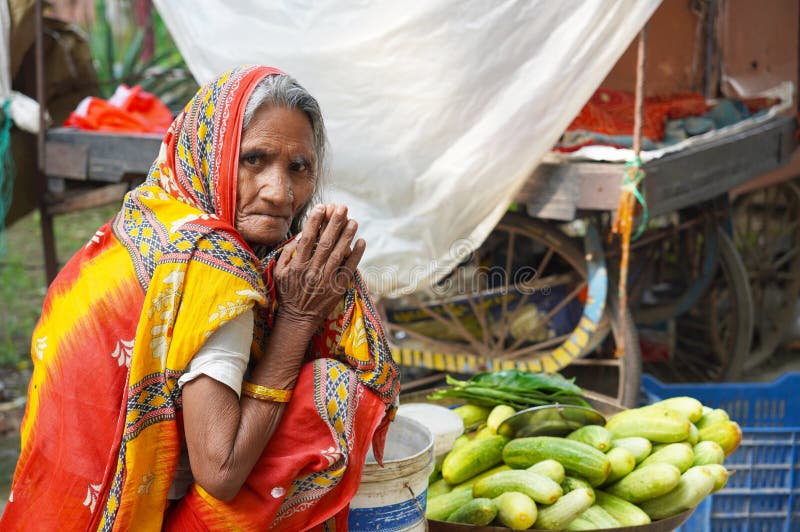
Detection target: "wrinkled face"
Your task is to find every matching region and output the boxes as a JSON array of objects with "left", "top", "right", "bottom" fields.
[{"left": 235, "top": 105, "right": 317, "bottom": 247}]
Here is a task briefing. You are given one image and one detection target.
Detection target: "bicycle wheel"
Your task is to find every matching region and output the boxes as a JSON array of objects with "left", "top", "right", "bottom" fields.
[
  {"left": 733, "top": 181, "right": 800, "bottom": 372},
  {"left": 642, "top": 226, "right": 752, "bottom": 382},
  {"left": 384, "top": 214, "right": 640, "bottom": 406}
]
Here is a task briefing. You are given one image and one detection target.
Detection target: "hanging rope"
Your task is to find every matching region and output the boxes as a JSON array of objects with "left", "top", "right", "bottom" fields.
[
  {"left": 611, "top": 27, "right": 648, "bottom": 356},
  {"left": 0, "top": 99, "right": 16, "bottom": 256}
]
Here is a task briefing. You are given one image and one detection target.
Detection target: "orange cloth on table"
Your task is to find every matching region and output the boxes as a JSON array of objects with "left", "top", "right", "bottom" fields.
[
  {"left": 565, "top": 88, "right": 710, "bottom": 142},
  {"left": 1, "top": 65, "right": 400, "bottom": 531},
  {"left": 64, "top": 84, "right": 173, "bottom": 134}
]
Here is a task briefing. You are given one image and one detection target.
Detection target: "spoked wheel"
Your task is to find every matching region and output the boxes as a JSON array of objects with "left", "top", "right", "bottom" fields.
[
  {"left": 732, "top": 180, "right": 800, "bottom": 372},
  {"left": 628, "top": 203, "right": 753, "bottom": 382},
  {"left": 384, "top": 213, "right": 641, "bottom": 406}
]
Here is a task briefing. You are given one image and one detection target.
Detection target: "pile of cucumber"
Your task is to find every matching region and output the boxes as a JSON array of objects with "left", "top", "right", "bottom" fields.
[{"left": 426, "top": 397, "right": 741, "bottom": 530}]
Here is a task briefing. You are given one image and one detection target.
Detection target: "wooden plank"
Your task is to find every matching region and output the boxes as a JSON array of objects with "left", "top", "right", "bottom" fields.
[
  {"left": 520, "top": 116, "right": 796, "bottom": 220},
  {"left": 46, "top": 128, "right": 162, "bottom": 183},
  {"left": 44, "top": 141, "right": 88, "bottom": 180},
  {"left": 517, "top": 164, "right": 578, "bottom": 221},
  {"left": 46, "top": 183, "right": 129, "bottom": 215},
  {"left": 645, "top": 116, "right": 795, "bottom": 217}
]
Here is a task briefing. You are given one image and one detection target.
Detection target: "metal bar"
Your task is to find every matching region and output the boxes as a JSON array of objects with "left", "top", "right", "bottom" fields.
[{"left": 35, "top": 0, "right": 58, "bottom": 284}]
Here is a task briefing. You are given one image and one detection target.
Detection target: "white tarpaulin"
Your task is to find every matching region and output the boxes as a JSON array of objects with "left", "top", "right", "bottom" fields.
[{"left": 154, "top": 0, "right": 661, "bottom": 296}]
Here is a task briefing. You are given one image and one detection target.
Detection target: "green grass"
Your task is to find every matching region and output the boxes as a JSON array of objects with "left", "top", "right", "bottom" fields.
[{"left": 0, "top": 204, "right": 119, "bottom": 370}]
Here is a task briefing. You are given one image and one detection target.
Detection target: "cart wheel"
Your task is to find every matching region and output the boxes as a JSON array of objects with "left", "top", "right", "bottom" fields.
[
  {"left": 385, "top": 214, "right": 640, "bottom": 406},
  {"left": 732, "top": 181, "right": 800, "bottom": 372},
  {"left": 641, "top": 225, "right": 752, "bottom": 382},
  {"left": 561, "top": 284, "right": 642, "bottom": 408}
]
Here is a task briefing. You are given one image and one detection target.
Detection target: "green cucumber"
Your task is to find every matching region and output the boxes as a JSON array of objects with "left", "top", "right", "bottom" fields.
[
  {"left": 452, "top": 464, "right": 511, "bottom": 490},
  {"left": 562, "top": 476, "right": 594, "bottom": 495},
  {"left": 426, "top": 487, "right": 473, "bottom": 520},
  {"left": 442, "top": 435, "right": 507, "bottom": 485},
  {"left": 503, "top": 436, "right": 610, "bottom": 486},
  {"left": 427, "top": 478, "right": 452, "bottom": 500},
  {"left": 473, "top": 469, "right": 562, "bottom": 504},
  {"left": 446, "top": 497, "right": 497, "bottom": 525},
  {"left": 453, "top": 404, "right": 492, "bottom": 430}
]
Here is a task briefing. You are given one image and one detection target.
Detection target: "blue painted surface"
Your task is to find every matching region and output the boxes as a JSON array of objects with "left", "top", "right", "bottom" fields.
[{"left": 348, "top": 490, "right": 427, "bottom": 532}]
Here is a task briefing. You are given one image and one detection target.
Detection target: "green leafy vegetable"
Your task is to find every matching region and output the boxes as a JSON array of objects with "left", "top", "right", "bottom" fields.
[{"left": 427, "top": 370, "right": 588, "bottom": 409}]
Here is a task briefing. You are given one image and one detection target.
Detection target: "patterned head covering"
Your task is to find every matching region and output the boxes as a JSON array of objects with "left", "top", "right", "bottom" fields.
[{"left": 156, "top": 65, "right": 283, "bottom": 223}]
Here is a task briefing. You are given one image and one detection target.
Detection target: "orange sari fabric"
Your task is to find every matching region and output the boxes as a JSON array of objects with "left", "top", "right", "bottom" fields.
[{"left": 2, "top": 65, "right": 400, "bottom": 531}]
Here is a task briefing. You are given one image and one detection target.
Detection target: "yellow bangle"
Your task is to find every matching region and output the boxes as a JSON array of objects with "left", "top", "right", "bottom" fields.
[{"left": 241, "top": 381, "right": 293, "bottom": 403}]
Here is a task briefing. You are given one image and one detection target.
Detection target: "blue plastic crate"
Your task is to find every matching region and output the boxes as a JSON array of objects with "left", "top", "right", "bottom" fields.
[{"left": 641, "top": 373, "right": 800, "bottom": 532}]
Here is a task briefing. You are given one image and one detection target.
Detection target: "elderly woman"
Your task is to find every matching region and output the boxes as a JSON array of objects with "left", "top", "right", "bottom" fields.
[{"left": 2, "top": 66, "right": 400, "bottom": 531}]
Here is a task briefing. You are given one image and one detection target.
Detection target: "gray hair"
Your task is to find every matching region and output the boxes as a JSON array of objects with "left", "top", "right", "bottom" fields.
[{"left": 242, "top": 74, "right": 327, "bottom": 237}]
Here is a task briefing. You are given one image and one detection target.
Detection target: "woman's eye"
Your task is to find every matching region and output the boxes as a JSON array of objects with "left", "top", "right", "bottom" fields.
[
  {"left": 290, "top": 161, "right": 308, "bottom": 173},
  {"left": 243, "top": 154, "right": 261, "bottom": 165}
]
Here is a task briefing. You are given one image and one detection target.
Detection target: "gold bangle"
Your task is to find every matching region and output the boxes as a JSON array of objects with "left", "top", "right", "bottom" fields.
[{"left": 241, "top": 381, "right": 293, "bottom": 403}]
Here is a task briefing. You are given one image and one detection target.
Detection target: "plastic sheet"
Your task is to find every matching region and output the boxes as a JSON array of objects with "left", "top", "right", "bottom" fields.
[{"left": 154, "top": 0, "right": 661, "bottom": 295}]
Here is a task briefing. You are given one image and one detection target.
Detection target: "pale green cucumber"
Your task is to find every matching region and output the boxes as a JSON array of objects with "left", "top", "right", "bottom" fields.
[
  {"left": 605, "top": 463, "right": 681, "bottom": 503},
  {"left": 487, "top": 404, "right": 516, "bottom": 433},
  {"left": 594, "top": 490, "right": 651, "bottom": 526},
  {"left": 639, "top": 465, "right": 715, "bottom": 520},
  {"left": 493, "top": 491, "right": 538, "bottom": 530},
  {"left": 611, "top": 437, "right": 652, "bottom": 463},
  {"left": 638, "top": 442, "right": 695, "bottom": 473},
  {"left": 566, "top": 425, "right": 613, "bottom": 451},
  {"left": 527, "top": 459, "right": 565, "bottom": 484},
  {"left": 605, "top": 406, "right": 692, "bottom": 443},
  {"left": 580, "top": 504, "right": 621, "bottom": 528},
  {"left": 534, "top": 488, "right": 595, "bottom": 530},
  {"left": 692, "top": 441, "right": 725, "bottom": 466},
  {"left": 651, "top": 396, "right": 704, "bottom": 423},
  {"left": 603, "top": 446, "right": 636, "bottom": 484}
]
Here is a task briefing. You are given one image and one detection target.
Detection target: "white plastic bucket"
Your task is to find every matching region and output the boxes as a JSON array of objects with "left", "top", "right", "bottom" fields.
[{"left": 349, "top": 415, "right": 435, "bottom": 532}]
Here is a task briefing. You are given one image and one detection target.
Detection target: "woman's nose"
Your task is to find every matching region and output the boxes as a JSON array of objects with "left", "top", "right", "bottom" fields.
[{"left": 258, "top": 167, "right": 293, "bottom": 207}]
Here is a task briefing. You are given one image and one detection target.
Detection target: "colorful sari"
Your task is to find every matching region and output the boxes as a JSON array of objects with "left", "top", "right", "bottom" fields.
[{"left": 1, "top": 65, "right": 400, "bottom": 531}]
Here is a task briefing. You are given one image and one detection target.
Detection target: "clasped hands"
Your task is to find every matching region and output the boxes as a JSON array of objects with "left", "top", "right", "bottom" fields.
[{"left": 274, "top": 204, "right": 365, "bottom": 328}]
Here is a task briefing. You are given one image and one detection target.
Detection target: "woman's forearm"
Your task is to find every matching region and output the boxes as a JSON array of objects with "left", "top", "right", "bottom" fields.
[{"left": 182, "top": 315, "right": 317, "bottom": 501}]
